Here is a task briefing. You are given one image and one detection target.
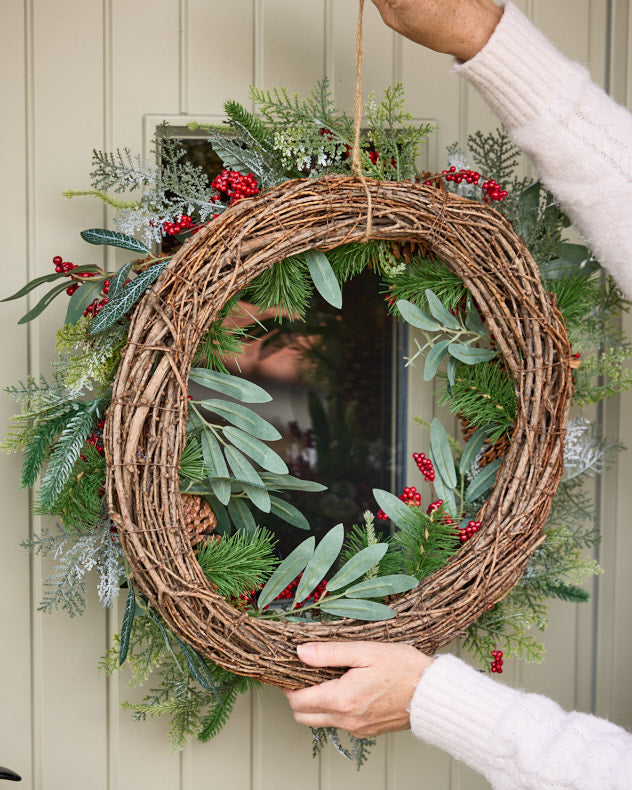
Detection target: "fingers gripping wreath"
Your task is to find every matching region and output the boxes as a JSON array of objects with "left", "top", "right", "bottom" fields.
[{"left": 105, "top": 175, "right": 572, "bottom": 688}]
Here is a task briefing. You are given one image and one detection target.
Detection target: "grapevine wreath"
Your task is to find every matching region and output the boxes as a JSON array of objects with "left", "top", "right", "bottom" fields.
[
  {"left": 107, "top": 174, "right": 572, "bottom": 687},
  {"left": 5, "top": 67, "right": 630, "bottom": 759}
]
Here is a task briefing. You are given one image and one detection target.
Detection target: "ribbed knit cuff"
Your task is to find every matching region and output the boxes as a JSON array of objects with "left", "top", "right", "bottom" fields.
[
  {"left": 454, "top": 2, "right": 578, "bottom": 129},
  {"left": 409, "top": 654, "right": 517, "bottom": 772}
]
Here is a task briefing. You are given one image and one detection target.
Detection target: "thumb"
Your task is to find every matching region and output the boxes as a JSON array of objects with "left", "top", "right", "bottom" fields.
[{"left": 296, "top": 641, "right": 380, "bottom": 668}]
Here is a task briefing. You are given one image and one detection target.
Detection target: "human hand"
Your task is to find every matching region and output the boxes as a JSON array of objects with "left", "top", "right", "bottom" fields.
[
  {"left": 284, "top": 641, "right": 433, "bottom": 738},
  {"left": 370, "top": 0, "right": 503, "bottom": 61}
]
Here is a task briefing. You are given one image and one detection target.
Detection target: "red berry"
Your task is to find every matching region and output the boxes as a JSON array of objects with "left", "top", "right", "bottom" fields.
[{"left": 53, "top": 255, "right": 63, "bottom": 265}]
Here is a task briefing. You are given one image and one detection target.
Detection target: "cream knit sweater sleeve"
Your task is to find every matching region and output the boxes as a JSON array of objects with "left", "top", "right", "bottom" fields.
[
  {"left": 454, "top": 1, "right": 632, "bottom": 299},
  {"left": 409, "top": 655, "right": 632, "bottom": 789}
]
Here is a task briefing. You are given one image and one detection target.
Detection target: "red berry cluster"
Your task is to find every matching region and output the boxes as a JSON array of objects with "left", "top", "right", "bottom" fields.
[
  {"left": 83, "top": 297, "right": 109, "bottom": 318},
  {"left": 460, "top": 521, "right": 483, "bottom": 543},
  {"left": 53, "top": 254, "right": 77, "bottom": 276},
  {"left": 490, "top": 649, "right": 504, "bottom": 673},
  {"left": 84, "top": 419, "right": 106, "bottom": 456},
  {"left": 481, "top": 178, "right": 508, "bottom": 203},
  {"left": 459, "top": 520, "right": 482, "bottom": 543},
  {"left": 210, "top": 169, "right": 259, "bottom": 206},
  {"left": 272, "top": 572, "right": 328, "bottom": 609},
  {"left": 426, "top": 499, "right": 443, "bottom": 514},
  {"left": 163, "top": 215, "right": 193, "bottom": 236},
  {"left": 53, "top": 255, "right": 101, "bottom": 296},
  {"left": 377, "top": 485, "right": 422, "bottom": 520},
  {"left": 413, "top": 452, "right": 435, "bottom": 482},
  {"left": 440, "top": 167, "right": 508, "bottom": 203}
]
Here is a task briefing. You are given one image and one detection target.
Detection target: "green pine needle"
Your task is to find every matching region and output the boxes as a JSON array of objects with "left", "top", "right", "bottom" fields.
[
  {"left": 245, "top": 255, "right": 312, "bottom": 318},
  {"left": 437, "top": 361, "right": 516, "bottom": 443},
  {"left": 196, "top": 527, "right": 278, "bottom": 597},
  {"left": 390, "top": 505, "right": 458, "bottom": 580}
]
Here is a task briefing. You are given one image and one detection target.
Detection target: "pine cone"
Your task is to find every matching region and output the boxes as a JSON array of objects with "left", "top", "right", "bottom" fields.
[
  {"left": 460, "top": 417, "right": 512, "bottom": 468},
  {"left": 181, "top": 494, "right": 218, "bottom": 547}
]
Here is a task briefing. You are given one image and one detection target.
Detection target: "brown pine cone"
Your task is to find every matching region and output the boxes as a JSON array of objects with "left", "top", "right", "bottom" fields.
[
  {"left": 460, "top": 417, "right": 512, "bottom": 468},
  {"left": 181, "top": 494, "right": 218, "bottom": 547}
]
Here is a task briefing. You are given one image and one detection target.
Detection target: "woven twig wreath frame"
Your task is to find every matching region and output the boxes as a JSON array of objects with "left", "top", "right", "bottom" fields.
[{"left": 106, "top": 175, "right": 573, "bottom": 688}]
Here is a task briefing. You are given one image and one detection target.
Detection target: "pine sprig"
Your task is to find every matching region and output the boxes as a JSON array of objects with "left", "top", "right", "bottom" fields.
[
  {"left": 245, "top": 255, "right": 313, "bottom": 318},
  {"left": 35, "top": 446, "right": 107, "bottom": 531},
  {"left": 19, "top": 412, "right": 70, "bottom": 488},
  {"left": 388, "top": 257, "right": 468, "bottom": 312},
  {"left": 223, "top": 99, "right": 275, "bottom": 151},
  {"left": 390, "top": 505, "right": 458, "bottom": 580},
  {"left": 37, "top": 407, "right": 96, "bottom": 511},
  {"left": 196, "top": 527, "right": 278, "bottom": 597},
  {"left": 437, "top": 361, "right": 516, "bottom": 442}
]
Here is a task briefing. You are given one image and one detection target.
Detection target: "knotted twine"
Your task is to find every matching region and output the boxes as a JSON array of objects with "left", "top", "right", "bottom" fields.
[{"left": 350, "top": 0, "right": 373, "bottom": 238}]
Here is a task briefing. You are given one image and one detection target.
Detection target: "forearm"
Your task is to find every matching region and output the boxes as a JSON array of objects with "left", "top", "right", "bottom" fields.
[{"left": 410, "top": 655, "right": 632, "bottom": 789}]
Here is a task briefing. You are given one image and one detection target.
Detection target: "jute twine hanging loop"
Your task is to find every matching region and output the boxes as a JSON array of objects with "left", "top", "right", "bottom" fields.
[{"left": 106, "top": 175, "right": 573, "bottom": 688}]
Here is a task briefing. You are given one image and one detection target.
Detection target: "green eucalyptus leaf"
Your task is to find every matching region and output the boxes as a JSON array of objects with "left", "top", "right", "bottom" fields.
[
  {"left": 240, "top": 482, "right": 271, "bottom": 513},
  {"left": 65, "top": 278, "right": 105, "bottom": 325},
  {"left": 80, "top": 228, "right": 149, "bottom": 254},
  {"left": 518, "top": 181, "right": 541, "bottom": 240},
  {"left": 294, "top": 524, "right": 344, "bottom": 605},
  {"left": 395, "top": 299, "right": 441, "bottom": 331},
  {"left": 430, "top": 418, "right": 457, "bottom": 489},
  {"left": 223, "top": 426, "right": 288, "bottom": 474},
  {"left": 18, "top": 281, "right": 72, "bottom": 324},
  {"left": 425, "top": 289, "right": 460, "bottom": 330},
  {"left": 259, "top": 472, "right": 327, "bottom": 493},
  {"left": 269, "top": 495, "right": 311, "bottom": 530},
  {"left": 465, "top": 308, "right": 488, "bottom": 336},
  {"left": 227, "top": 497, "right": 257, "bottom": 535},
  {"left": 446, "top": 356, "right": 457, "bottom": 393},
  {"left": 201, "top": 429, "right": 231, "bottom": 505},
  {"left": 432, "top": 468, "right": 457, "bottom": 515},
  {"left": 344, "top": 574, "right": 418, "bottom": 598},
  {"left": 2, "top": 265, "right": 101, "bottom": 303},
  {"left": 198, "top": 399, "right": 281, "bottom": 440},
  {"left": 304, "top": 249, "right": 342, "bottom": 309},
  {"left": 257, "top": 536, "right": 315, "bottom": 610},
  {"left": 317, "top": 598, "right": 396, "bottom": 621},
  {"left": 459, "top": 427, "right": 488, "bottom": 476},
  {"left": 224, "top": 444, "right": 265, "bottom": 489},
  {"left": 465, "top": 457, "right": 501, "bottom": 502},
  {"left": 448, "top": 343, "right": 497, "bottom": 364},
  {"left": 555, "top": 242, "right": 593, "bottom": 264},
  {"left": 118, "top": 583, "right": 136, "bottom": 666},
  {"left": 204, "top": 496, "right": 231, "bottom": 535},
  {"left": 90, "top": 261, "right": 168, "bottom": 334},
  {"left": 424, "top": 339, "right": 451, "bottom": 381},
  {"left": 372, "top": 488, "right": 414, "bottom": 528},
  {"left": 189, "top": 368, "right": 272, "bottom": 403},
  {"left": 326, "top": 543, "right": 389, "bottom": 591}
]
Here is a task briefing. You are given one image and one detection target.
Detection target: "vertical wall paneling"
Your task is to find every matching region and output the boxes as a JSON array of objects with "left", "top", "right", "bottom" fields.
[
  {"left": 261, "top": 0, "right": 325, "bottom": 94},
  {"left": 188, "top": 0, "right": 254, "bottom": 114},
  {"left": 1, "top": 2, "right": 631, "bottom": 788},
  {"left": 1, "top": 5, "right": 33, "bottom": 788}
]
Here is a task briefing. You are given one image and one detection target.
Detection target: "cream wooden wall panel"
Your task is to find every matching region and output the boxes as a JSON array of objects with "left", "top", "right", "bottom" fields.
[
  {"left": 401, "top": 43, "right": 460, "bottom": 167},
  {"left": 188, "top": 694, "right": 253, "bottom": 789},
  {"left": 2, "top": 1, "right": 631, "bottom": 788},
  {"left": 261, "top": 0, "right": 326, "bottom": 94},
  {"left": 112, "top": 0, "right": 182, "bottom": 146},
  {"left": 188, "top": 0, "right": 255, "bottom": 114},
  {"left": 0, "top": 0, "right": 32, "bottom": 782}
]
